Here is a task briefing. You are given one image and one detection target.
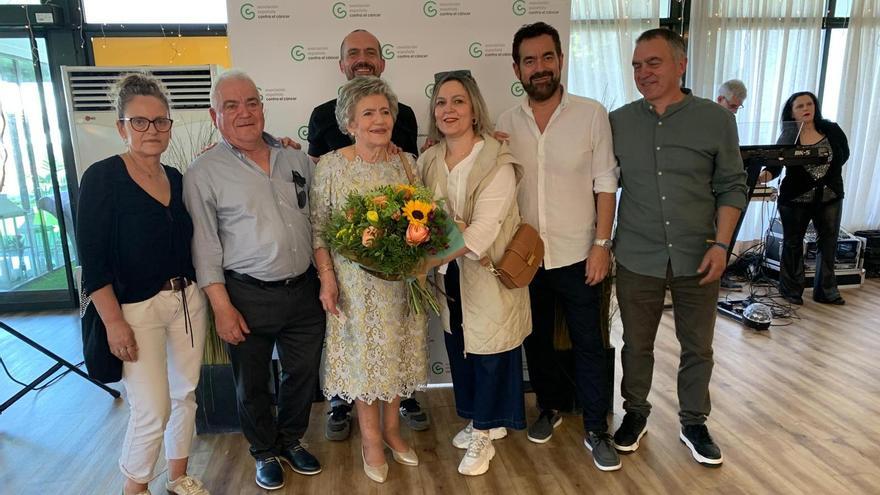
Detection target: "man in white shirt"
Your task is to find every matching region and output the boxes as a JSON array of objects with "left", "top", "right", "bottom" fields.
[{"left": 495, "top": 22, "right": 620, "bottom": 472}]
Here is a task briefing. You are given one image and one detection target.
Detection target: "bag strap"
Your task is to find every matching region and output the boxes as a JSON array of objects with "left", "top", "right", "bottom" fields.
[{"left": 398, "top": 152, "right": 416, "bottom": 185}]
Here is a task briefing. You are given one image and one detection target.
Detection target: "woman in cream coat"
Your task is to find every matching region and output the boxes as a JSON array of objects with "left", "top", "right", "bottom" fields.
[{"left": 418, "top": 71, "right": 530, "bottom": 477}]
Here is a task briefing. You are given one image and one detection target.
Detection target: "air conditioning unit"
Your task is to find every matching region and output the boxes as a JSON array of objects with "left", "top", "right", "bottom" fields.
[{"left": 61, "top": 65, "right": 219, "bottom": 181}]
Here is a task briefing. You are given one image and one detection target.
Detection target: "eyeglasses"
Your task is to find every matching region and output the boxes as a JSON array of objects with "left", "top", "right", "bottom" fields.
[
  {"left": 120, "top": 117, "right": 174, "bottom": 132},
  {"left": 721, "top": 96, "right": 744, "bottom": 111},
  {"left": 433, "top": 69, "right": 473, "bottom": 84},
  {"left": 292, "top": 170, "right": 307, "bottom": 209}
]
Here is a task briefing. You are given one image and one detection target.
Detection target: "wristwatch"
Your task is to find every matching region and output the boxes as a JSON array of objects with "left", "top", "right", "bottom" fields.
[{"left": 593, "top": 238, "right": 613, "bottom": 250}]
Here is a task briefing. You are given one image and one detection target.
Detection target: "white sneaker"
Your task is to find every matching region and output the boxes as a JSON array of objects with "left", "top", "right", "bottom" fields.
[
  {"left": 165, "top": 475, "right": 210, "bottom": 495},
  {"left": 452, "top": 421, "right": 508, "bottom": 449},
  {"left": 458, "top": 431, "right": 495, "bottom": 476}
]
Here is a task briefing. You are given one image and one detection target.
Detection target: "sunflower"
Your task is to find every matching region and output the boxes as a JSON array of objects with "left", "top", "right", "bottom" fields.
[
  {"left": 394, "top": 184, "right": 416, "bottom": 200},
  {"left": 402, "top": 200, "right": 433, "bottom": 225}
]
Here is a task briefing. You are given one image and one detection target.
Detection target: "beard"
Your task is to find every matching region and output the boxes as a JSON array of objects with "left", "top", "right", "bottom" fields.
[
  {"left": 345, "top": 62, "right": 380, "bottom": 80},
  {"left": 523, "top": 71, "right": 561, "bottom": 102}
]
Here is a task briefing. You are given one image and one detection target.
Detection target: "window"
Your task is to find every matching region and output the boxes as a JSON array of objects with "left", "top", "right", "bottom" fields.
[{"left": 82, "top": 0, "right": 227, "bottom": 24}]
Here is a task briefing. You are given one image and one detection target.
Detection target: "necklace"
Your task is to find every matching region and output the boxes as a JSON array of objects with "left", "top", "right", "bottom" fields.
[{"left": 124, "top": 152, "right": 163, "bottom": 179}]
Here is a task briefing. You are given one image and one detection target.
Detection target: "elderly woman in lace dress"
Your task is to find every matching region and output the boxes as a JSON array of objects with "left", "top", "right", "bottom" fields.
[{"left": 309, "top": 76, "right": 426, "bottom": 484}]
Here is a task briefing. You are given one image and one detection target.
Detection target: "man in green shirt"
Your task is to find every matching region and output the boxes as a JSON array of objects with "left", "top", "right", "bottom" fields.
[{"left": 609, "top": 28, "right": 747, "bottom": 467}]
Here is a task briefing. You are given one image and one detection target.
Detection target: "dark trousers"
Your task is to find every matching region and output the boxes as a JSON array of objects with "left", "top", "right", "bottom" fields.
[
  {"left": 225, "top": 270, "right": 326, "bottom": 460},
  {"left": 444, "top": 261, "right": 526, "bottom": 430},
  {"left": 778, "top": 199, "right": 843, "bottom": 301},
  {"left": 616, "top": 262, "right": 718, "bottom": 426},
  {"left": 525, "top": 260, "right": 608, "bottom": 432}
]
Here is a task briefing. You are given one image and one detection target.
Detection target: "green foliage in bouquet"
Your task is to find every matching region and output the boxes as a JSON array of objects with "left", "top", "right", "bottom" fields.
[
  {"left": 324, "top": 183, "right": 452, "bottom": 276},
  {"left": 323, "top": 183, "right": 455, "bottom": 314}
]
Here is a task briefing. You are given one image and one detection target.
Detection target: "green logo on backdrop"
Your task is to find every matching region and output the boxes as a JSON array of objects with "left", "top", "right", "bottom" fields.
[
  {"left": 290, "top": 45, "right": 305, "bottom": 62},
  {"left": 332, "top": 2, "right": 347, "bottom": 18},
  {"left": 240, "top": 3, "right": 256, "bottom": 20},
  {"left": 431, "top": 362, "right": 445, "bottom": 375},
  {"left": 298, "top": 126, "right": 308, "bottom": 140},
  {"left": 512, "top": 0, "right": 526, "bottom": 16},
  {"left": 381, "top": 44, "right": 395, "bottom": 60},
  {"left": 424, "top": 82, "right": 435, "bottom": 99},
  {"left": 423, "top": 1, "right": 437, "bottom": 17},
  {"left": 468, "top": 42, "right": 483, "bottom": 58},
  {"left": 511, "top": 81, "right": 524, "bottom": 96}
]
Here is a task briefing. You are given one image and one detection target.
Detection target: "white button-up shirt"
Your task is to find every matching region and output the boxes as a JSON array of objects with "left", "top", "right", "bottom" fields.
[{"left": 496, "top": 91, "right": 618, "bottom": 269}]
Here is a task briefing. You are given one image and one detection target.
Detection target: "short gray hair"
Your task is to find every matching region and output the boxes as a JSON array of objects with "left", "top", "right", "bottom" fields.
[
  {"left": 211, "top": 69, "right": 258, "bottom": 109},
  {"left": 426, "top": 72, "right": 493, "bottom": 142},
  {"left": 718, "top": 79, "right": 747, "bottom": 101},
  {"left": 335, "top": 76, "right": 399, "bottom": 136},
  {"left": 636, "top": 28, "right": 687, "bottom": 62}
]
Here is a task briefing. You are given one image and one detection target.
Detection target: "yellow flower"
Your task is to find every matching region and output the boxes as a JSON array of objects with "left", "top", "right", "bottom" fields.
[
  {"left": 395, "top": 184, "right": 416, "bottom": 200},
  {"left": 366, "top": 210, "right": 379, "bottom": 223},
  {"left": 402, "top": 200, "right": 432, "bottom": 226}
]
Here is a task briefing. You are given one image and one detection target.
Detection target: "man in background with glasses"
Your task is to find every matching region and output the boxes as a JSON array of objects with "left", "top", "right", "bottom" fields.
[
  {"left": 183, "top": 69, "right": 325, "bottom": 491},
  {"left": 305, "top": 28, "right": 430, "bottom": 443},
  {"left": 716, "top": 79, "right": 747, "bottom": 114}
]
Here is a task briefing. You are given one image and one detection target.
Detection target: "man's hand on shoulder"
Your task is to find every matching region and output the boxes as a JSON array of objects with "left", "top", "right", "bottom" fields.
[{"left": 278, "top": 136, "right": 302, "bottom": 150}]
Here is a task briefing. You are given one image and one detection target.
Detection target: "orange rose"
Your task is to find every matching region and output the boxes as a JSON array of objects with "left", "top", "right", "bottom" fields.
[
  {"left": 371, "top": 195, "right": 388, "bottom": 208},
  {"left": 391, "top": 210, "right": 401, "bottom": 221},
  {"left": 345, "top": 208, "right": 355, "bottom": 222},
  {"left": 361, "top": 226, "right": 380, "bottom": 248},
  {"left": 405, "top": 223, "right": 430, "bottom": 246}
]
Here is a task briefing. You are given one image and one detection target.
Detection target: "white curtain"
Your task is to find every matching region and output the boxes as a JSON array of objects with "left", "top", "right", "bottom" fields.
[
  {"left": 837, "top": 0, "right": 880, "bottom": 231},
  {"left": 568, "top": 0, "right": 660, "bottom": 110},
  {"left": 687, "top": 0, "right": 825, "bottom": 145},
  {"left": 687, "top": 0, "right": 825, "bottom": 241}
]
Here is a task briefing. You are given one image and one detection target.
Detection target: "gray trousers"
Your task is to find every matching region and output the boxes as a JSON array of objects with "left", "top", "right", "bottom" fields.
[{"left": 616, "top": 262, "right": 719, "bottom": 426}]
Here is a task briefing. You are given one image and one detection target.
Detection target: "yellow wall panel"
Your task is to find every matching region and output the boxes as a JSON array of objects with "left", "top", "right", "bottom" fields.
[{"left": 92, "top": 36, "right": 230, "bottom": 67}]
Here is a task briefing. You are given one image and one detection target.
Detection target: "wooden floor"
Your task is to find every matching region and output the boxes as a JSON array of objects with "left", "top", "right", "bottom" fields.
[{"left": 2, "top": 280, "right": 879, "bottom": 495}]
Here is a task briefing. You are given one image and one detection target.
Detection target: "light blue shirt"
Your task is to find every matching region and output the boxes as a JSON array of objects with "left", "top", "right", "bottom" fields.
[{"left": 183, "top": 133, "right": 314, "bottom": 285}]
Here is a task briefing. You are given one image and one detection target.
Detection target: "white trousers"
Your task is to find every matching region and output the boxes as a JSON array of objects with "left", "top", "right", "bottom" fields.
[{"left": 118, "top": 283, "right": 207, "bottom": 483}]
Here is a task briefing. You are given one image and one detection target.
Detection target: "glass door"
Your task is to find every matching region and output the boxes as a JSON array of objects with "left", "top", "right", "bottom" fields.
[{"left": 0, "top": 35, "right": 76, "bottom": 310}]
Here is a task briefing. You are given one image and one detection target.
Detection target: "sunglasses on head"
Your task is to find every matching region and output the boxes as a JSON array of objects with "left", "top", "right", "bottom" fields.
[
  {"left": 292, "top": 170, "right": 307, "bottom": 209},
  {"left": 433, "top": 69, "right": 473, "bottom": 85}
]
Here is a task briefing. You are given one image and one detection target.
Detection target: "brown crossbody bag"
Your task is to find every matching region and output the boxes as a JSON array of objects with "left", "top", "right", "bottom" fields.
[{"left": 482, "top": 223, "right": 544, "bottom": 289}]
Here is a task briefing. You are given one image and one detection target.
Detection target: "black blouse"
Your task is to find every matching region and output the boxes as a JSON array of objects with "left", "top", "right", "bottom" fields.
[
  {"left": 767, "top": 121, "right": 850, "bottom": 205},
  {"left": 76, "top": 155, "right": 196, "bottom": 304}
]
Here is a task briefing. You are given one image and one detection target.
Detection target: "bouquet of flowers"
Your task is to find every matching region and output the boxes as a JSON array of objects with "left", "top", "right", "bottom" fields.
[{"left": 323, "top": 183, "right": 462, "bottom": 314}]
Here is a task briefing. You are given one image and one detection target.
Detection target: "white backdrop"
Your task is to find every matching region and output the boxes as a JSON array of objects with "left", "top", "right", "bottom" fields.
[{"left": 227, "top": 0, "right": 571, "bottom": 384}]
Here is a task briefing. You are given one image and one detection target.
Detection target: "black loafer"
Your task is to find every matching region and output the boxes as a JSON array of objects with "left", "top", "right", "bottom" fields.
[
  {"left": 782, "top": 294, "right": 804, "bottom": 305},
  {"left": 280, "top": 442, "right": 322, "bottom": 475},
  {"left": 255, "top": 457, "right": 285, "bottom": 490}
]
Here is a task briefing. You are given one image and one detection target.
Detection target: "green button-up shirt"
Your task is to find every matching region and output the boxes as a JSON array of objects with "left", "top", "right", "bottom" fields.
[{"left": 610, "top": 90, "right": 748, "bottom": 278}]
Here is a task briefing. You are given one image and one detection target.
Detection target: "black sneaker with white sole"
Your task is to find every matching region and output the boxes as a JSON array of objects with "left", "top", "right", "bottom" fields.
[
  {"left": 613, "top": 412, "right": 648, "bottom": 452},
  {"left": 584, "top": 431, "right": 622, "bottom": 471},
  {"left": 680, "top": 424, "right": 723, "bottom": 466},
  {"left": 527, "top": 409, "right": 563, "bottom": 444}
]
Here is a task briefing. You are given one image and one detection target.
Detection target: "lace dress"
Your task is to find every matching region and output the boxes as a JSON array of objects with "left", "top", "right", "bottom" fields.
[{"left": 309, "top": 150, "right": 428, "bottom": 403}]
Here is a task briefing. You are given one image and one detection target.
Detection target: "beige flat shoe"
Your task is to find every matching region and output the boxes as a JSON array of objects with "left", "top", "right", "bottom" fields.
[
  {"left": 361, "top": 447, "right": 388, "bottom": 483},
  {"left": 388, "top": 445, "right": 419, "bottom": 466}
]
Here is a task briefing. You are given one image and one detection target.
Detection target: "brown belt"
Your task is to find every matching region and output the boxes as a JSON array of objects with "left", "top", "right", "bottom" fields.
[{"left": 161, "top": 277, "right": 193, "bottom": 292}]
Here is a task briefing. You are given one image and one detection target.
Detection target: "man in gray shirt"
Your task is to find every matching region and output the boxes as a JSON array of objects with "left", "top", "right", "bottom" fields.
[
  {"left": 609, "top": 29, "right": 747, "bottom": 467},
  {"left": 183, "top": 70, "right": 325, "bottom": 490}
]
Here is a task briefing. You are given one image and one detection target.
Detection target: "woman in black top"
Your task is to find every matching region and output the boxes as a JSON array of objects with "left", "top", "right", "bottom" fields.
[
  {"left": 76, "top": 74, "right": 209, "bottom": 495},
  {"left": 760, "top": 91, "right": 850, "bottom": 305}
]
